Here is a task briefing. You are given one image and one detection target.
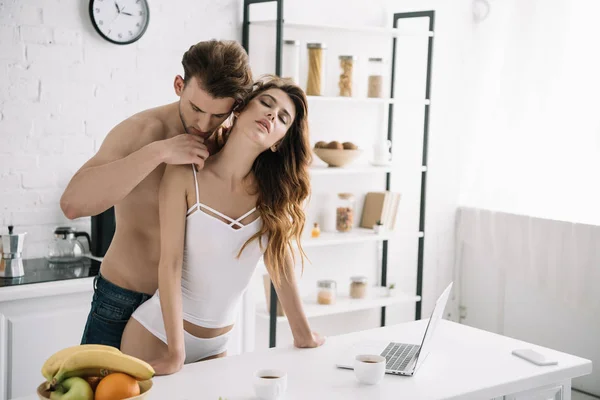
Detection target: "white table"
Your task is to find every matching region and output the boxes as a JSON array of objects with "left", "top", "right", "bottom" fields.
[{"left": 15, "top": 320, "right": 592, "bottom": 400}]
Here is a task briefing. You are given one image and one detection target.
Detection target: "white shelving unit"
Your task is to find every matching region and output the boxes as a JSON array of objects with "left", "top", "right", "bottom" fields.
[
  {"left": 303, "top": 228, "right": 391, "bottom": 248},
  {"left": 250, "top": 20, "right": 434, "bottom": 38},
  {"left": 256, "top": 287, "right": 421, "bottom": 322},
  {"left": 244, "top": 2, "right": 434, "bottom": 348},
  {"left": 309, "top": 164, "right": 393, "bottom": 176},
  {"left": 307, "top": 95, "right": 430, "bottom": 105}
]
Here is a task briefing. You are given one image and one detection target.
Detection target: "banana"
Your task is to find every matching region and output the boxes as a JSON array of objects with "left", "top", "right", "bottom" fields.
[
  {"left": 42, "top": 344, "right": 121, "bottom": 382},
  {"left": 52, "top": 349, "right": 155, "bottom": 385}
]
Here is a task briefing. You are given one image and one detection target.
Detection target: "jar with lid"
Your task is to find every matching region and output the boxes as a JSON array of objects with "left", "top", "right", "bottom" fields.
[
  {"left": 336, "top": 193, "right": 354, "bottom": 232},
  {"left": 317, "top": 280, "right": 337, "bottom": 305},
  {"left": 306, "top": 43, "right": 327, "bottom": 96},
  {"left": 350, "top": 276, "right": 368, "bottom": 299},
  {"left": 338, "top": 55, "right": 357, "bottom": 97},
  {"left": 282, "top": 39, "right": 300, "bottom": 85},
  {"left": 367, "top": 57, "right": 385, "bottom": 98}
]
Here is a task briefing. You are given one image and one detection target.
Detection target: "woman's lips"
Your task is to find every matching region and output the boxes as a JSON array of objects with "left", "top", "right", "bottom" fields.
[{"left": 256, "top": 121, "right": 269, "bottom": 133}]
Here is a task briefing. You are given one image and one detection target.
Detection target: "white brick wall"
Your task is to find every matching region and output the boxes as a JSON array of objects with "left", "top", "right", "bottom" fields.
[{"left": 0, "top": 0, "right": 240, "bottom": 258}]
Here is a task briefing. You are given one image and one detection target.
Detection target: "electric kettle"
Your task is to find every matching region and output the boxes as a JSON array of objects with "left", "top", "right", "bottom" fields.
[{"left": 47, "top": 227, "right": 91, "bottom": 263}]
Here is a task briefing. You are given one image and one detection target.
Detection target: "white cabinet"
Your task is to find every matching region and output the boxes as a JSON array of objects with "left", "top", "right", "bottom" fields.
[
  {"left": 0, "top": 279, "right": 252, "bottom": 400},
  {"left": 504, "top": 382, "right": 569, "bottom": 400},
  {"left": 0, "top": 289, "right": 93, "bottom": 400}
]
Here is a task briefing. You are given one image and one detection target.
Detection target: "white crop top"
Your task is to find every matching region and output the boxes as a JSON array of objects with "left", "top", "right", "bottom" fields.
[{"left": 164, "top": 165, "right": 265, "bottom": 329}]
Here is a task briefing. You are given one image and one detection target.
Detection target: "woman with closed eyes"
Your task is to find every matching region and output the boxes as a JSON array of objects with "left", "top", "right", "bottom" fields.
[{"left": 120, "top": 76, "right": 325, "bottom": 375}]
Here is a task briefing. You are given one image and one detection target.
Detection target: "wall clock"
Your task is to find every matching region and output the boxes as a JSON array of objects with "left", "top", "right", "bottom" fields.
[{"left": 89, "top": 0, "right": 150, "bottom": 45}]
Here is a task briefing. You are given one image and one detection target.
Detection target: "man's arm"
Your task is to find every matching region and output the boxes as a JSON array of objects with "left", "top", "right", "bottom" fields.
[{"left": 60, "top": 118, "right": 208, "bottom": 219}]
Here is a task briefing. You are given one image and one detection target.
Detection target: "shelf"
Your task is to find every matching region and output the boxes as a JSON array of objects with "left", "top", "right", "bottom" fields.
[
  {"left": 256, "top": 287, "right": 421, "bottom": 322},
  {"left": 307, "top": 96, "right": 430, "bottom": 105},
  {"left": 250, "top": 20, "right": 434, "bottom": 38},
  {"left": 309, "top": 164, "right": 392, "bottom": 175},
  {"left": 302, "top": 228, "right": 392, "bottom": 248}
]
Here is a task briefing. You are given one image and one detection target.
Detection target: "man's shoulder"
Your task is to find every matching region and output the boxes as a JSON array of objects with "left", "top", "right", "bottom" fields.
[{"left": 122, "top": 110, "right": 167, "bottom": 142}]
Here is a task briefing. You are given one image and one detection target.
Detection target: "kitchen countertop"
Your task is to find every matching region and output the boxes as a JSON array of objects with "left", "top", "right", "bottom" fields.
[
  {"left": 0, "top": 256, "right": 101, "bottom": 302},
  {"left": 0, "top": 257, "right": 100, "bottom": 288},
  {"left": 15, "top": 319, "right": 592, "bottom": 400}
]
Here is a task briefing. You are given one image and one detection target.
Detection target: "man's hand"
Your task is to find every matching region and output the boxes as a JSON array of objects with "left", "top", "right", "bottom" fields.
[{"left": 158, "top": 134, "right": 210, "bottom": 170}]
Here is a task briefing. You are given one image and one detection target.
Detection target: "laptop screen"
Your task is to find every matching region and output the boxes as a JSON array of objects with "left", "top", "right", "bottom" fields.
[{"left": 412, "top": 282, "right": 453, "bottom": 371}]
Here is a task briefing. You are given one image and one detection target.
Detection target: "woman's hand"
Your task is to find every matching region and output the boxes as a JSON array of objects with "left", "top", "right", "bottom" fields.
[
  {"left": 149, "top": 350, "right": 185, "bottom": 376},
  {"left": 294, "top": 331, "right": 326, "bottom": 349}
]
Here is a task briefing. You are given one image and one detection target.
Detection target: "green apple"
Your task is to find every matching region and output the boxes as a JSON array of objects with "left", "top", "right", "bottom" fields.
[{"left": 50, "top": 377, "right": 93, "bottom": 400}]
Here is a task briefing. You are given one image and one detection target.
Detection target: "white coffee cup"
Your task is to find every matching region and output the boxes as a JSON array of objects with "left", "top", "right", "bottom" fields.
[
  {"left": 354, "top": 354, "right": 386, "bottom": 385},
  {"left": 373, "top": 139, "right": 392, "bottom": 165},
  {"left": 253, "top": 369, "right": 288, "bottom": 400}
]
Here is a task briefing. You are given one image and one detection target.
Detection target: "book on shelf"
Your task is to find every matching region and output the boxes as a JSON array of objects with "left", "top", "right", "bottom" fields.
[{"left": 360, "top": 191, "right": 401, "bottom": 229}]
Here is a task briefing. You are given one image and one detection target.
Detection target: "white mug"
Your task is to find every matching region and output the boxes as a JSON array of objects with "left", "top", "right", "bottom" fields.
[
  {"left": 373, "top": 140, "right": 392, "bottom": 164},
  {"left": 253, "top": 369, "right": 288, "bottom": 400},
  {"left": 354, "top": 354, "right": 386, "bottom": 385}
]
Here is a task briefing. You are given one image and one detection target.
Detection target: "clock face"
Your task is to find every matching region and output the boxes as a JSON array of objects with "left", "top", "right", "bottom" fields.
[{"left": 89, "top": 0, "right": 149, "bottom": 45}]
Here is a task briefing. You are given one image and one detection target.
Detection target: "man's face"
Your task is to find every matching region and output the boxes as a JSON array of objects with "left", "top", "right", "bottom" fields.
[{"left": 174, "top": 76, "right": 236, "bottom": 139}]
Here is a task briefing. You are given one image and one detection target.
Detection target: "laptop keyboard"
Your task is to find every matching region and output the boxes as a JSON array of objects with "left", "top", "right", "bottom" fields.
[{"left": 381, "top": 342, "right": 420, "bottom": 371}]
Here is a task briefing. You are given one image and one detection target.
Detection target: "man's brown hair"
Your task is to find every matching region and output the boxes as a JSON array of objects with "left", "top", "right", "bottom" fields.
[{"left": 181, "top": 39, "right": 253, "bottom": 106}]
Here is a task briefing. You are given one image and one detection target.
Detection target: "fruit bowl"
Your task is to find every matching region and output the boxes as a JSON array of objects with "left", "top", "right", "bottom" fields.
[
  {"left": 36, "top": 379, "right": 153, "bottom": 400},
  {"left": 313, "top": 148, "right": 362, "bottom": 167}
]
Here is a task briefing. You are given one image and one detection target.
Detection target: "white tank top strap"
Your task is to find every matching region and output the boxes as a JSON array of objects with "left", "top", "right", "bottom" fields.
[
  {"left": 186, "top": 165, "right": 202, "bottom": 216},
  {"left": 229, "top": 207, "right": 258, "bottom": 228},
  {"left": 186, "top": 164, "right": 258, "bottom": 227},
  {"left": 196, "top": 203, "right": 237, "bottom": 224}
]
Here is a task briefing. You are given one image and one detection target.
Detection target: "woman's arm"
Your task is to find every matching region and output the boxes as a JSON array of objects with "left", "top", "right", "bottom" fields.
[
  {"left": 152, "top": 164, "right": 189, "bottom": 374},
  {"left": 269, "top": 251, "right": 326, "bottom": 348}
]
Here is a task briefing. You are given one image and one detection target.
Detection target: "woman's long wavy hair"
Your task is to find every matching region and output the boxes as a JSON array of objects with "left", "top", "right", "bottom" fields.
[{"left": 217, "top": 75, "right": 311, "bottom": 287}]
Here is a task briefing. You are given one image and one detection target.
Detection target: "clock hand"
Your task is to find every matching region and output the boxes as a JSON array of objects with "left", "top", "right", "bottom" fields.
[
  {"left": 107, "top": 13, "right": 120, "bottom": 34},
  {"left": 122, "top": 11, "right": 133, "bottom": 16},
  {"left": 114, "top": 1, "right": 121, "bottom": 13}
]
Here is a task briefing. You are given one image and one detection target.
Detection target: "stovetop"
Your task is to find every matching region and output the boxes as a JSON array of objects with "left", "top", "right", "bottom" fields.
[{"left": 0, "top": 257, "right": 101, "bottom": 288}]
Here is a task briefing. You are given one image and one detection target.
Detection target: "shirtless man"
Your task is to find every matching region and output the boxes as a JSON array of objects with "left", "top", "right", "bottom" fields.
[{"left": 60, "top": 40, "right": 253, "bottom": 348}]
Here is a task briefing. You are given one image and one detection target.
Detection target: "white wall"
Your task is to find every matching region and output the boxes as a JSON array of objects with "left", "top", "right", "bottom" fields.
[
  {"left": 459, "top": 0, "right": 600, "bottom": 225},
  {"left": 0, "top": 0, "right": 240, "bottom": 257}
]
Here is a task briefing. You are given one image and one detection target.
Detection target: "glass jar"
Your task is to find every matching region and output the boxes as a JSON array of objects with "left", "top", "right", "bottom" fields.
[
  {"left": 306, "top": 43, "right": 327, "bottom": 96},
  {"left": 350, "top": 276, "right": 368, "bottom": 299},
  {"left": 367, "top": 57, "right": 385, "bottom": 98},
  {"left": 317, "top": 280, "right": 337, "bottom": 305},
  {"left": 336, "top": 193, "right": 354, "bottom": 232},
  {"left": 338, "top": 55, "right": 356, "bottom": 97},
  {"left": 282, "top": 39, "right": 300, "bottom": 85},
  {"left": 311, "top": 222, "right": 321, "bottom": 238}
]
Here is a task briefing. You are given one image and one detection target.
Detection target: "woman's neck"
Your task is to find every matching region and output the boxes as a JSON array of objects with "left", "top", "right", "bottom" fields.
[{"left": 206, "top": 128, "right": 262, "bottom": 188}]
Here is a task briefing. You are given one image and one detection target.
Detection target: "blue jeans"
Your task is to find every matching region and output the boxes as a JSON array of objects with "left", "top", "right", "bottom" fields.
[{"left": 80, "top": 274, "right": 152, "bottom": 349}]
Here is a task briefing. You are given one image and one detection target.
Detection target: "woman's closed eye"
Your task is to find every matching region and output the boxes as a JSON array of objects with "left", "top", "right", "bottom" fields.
[{"left": 261, "top": 100, "right": 287, "bottom": 124}]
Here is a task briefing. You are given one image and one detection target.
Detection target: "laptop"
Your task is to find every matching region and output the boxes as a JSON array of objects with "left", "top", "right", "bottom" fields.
[{"left": 335, "top": 282, "right": 453, "bottom": 376}]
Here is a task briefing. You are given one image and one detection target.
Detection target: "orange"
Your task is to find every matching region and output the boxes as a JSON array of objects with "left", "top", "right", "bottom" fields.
[{"left": 94, "top": 372, "right": 140, "bottom": 400}]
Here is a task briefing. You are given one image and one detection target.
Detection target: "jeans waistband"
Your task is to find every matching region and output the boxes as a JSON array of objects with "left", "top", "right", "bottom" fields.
[{"left": 94, "top": 273, "right": 152, "bottom": 306}]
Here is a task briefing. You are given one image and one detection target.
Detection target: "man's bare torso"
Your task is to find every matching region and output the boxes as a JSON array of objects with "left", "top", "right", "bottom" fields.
[{"left": 100, "top": 105, "right": 173, "bottom": 295}]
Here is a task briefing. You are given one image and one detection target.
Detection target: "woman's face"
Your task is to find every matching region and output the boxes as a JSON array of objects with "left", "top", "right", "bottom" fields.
[{"left": 236, "top": 88, "right": 297, "bottom": 150}]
